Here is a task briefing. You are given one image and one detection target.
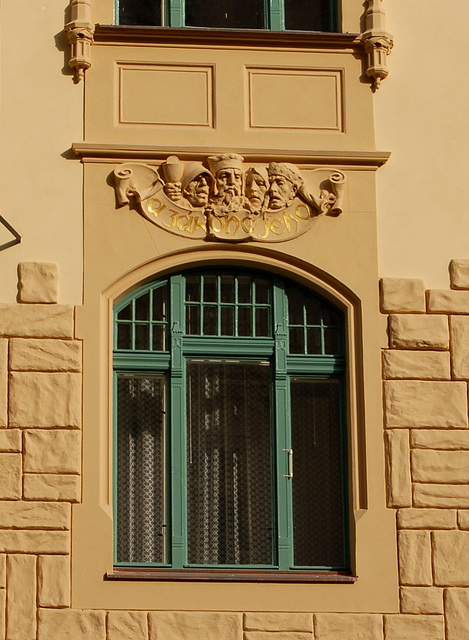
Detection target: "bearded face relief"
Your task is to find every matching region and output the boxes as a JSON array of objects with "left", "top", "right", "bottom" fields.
[{"left": 113, "top": 153, "right": 346, "bottom": 242}]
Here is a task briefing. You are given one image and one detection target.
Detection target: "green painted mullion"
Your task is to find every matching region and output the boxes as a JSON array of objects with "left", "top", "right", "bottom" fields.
[
  {"left": 268, "top": 0, "right": 284, "bottom": 31},
  {"left": 170, "top": 275, "right": 186, "bottom": 568},
  {"left": 273, "top": 279, "right": 292, "bottom": 570},
  {"left": 169, "top": 0, "right": 184, "bottom": 27}
]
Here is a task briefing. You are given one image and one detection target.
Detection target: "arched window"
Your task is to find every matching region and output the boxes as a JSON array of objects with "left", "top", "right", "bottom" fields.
[
  {"left": 117, "top": 0, "right": 339, "bottom": 32},
  {"left": 114, "top": 270, "right": 348, "bottom": 574}
]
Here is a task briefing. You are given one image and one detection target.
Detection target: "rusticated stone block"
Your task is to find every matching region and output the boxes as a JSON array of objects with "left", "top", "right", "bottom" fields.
[
  {"left": 382, "top": 349, "right": 450, "bottom": 380},
  {"left": 384, "top": 380, "right": 468, "bottom": 428},
  {"left": 458, "top": 511, "right": 469, "bottom": 529},
  {"left": 245, "top": 634, "right": 310, "bottom": 640},
  {"left": 0, "top": 341, "right": 6, "bottom": 428},
  {"left": 445, "top": 588, "right": 469, "bottom": 639},
  {"left": 9, "top": 338, "right": 81, "bottom": 372},
  {"left": 314, "top": 614, "right": 383, "bottom": 640},
  {"left": 9, "top": 372, "right": 81, "bottom": 427},
  {"left": 0, "top": 501, "right": 70, "bottom": 530},
  {"left": 38, "top": 555, "right": 70, "bottom": 608},
  {"left": 0, "top": 554, "right": 5, "bottom": 588},
  {"left": 414, "top": 484, "right": 469, "bottom": 508},
  {"left": 384, "top": 615, "right": 444, "bottom": 640},
  {"left": 23, "top": 474, "right": 80, "bottom": 502},
  {"left": 412, "top": 449, "right": 469, "bottom": 483},
  {"left": 0, "top": 454, "right": 21, "bottom": 499},
  {"left": 24, "top": 430, "right": 80, "bottom": 473},
  {"left": 0, "top": 430, "right": 21, "bottom": 452},
  {"left": 18, "top": 262, "right": 58, "bottom": 304},
  {"left": 412, "top": 429, "right": 469, "bottom": 450},
  {"left": 380, "top": 278, "right": 426, "bottom": 313},
  {"left": 388, "top": 314, "right": 449, "bottom": 350},
  {"left": 244, "top": 613, "right": 312, "bottom": 632},
  {"left": 0, "top": 587, "right": 5, "bottom": 639},
  {"left": 433, "top": 531, "right": 469, "bottom": 586},
  {"left": 0, "top": 304, "right": 73, "bottom": 338},
  {"left": 450, "top": 259, "right": 469, "bottom": 290},
  {"left": 38, "top": 609, "right": 105, "bottom": 640},
  {"left": 398, "top": 530, "right": 432, "bottom": 585},
  {"left": 148, "top": 612, "right": 242, "bottom": 640},
  {"left": 107, "top": 612, "right": 148, "bottom": 640},
  {"left": 451, "top": 316, "right": 469, "bottom": 379},
  {"left": 397, "top": 508, "right": 456, "bottom": 530},
  {"left": 400, "top": 586, "right": 443, "bottom": 614},
  {"left": 385, "top": 430, "right": 411, "bottom": 507},
  {"left": 6, "top": 554, "right": 36, "bottom": 640},
  {"left": 0, "top": 530, "right": 69, "bottom": 554},
  {"left": 428, "top": 289, "right": 469, "bottom": 314}
]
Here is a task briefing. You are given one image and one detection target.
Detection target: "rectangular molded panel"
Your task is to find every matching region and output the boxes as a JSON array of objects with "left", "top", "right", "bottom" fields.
[
  {"left": 248, "top": 68, "right": 342, "bottom": 131},
  {"left": 119, "top": 63, "right": 214, "bottom": 127}
]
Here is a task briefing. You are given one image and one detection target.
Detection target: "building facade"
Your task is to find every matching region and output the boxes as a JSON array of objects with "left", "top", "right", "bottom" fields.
[{"left": 0, "top": 1, "right": 468, "bottom": 638}]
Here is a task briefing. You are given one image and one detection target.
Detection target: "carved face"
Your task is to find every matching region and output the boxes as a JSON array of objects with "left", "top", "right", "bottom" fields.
[
  {"left": 268, "top": 176, "right": 297, "bottom": 210},
  {"left": 216, "top": 168, "right": 243, "bottom": 198},
  {"left": 184, "top": 174, "right": 211, "bottom": 207},
  {"left": 163, "top": 182, "right": 183, "bottom": 202},
  {"left": 245, "top": 172, "right": 268, "bottom": 210}
]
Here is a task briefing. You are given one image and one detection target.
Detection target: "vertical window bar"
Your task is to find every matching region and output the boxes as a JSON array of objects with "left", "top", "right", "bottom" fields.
[
  {"left": 268, "top": 0, "right": 284, "bottom": 31},
  {"left": 170, "top": 0, "right": 184, "bottom": 27}
]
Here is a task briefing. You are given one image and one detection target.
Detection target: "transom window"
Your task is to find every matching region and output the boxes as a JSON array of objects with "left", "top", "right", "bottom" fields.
[
  {"left": 114, "top": 270, "right": 348, "bottom": 573},
  {"left": 117, "top": 0, "right": 339, "bottom": 32}
]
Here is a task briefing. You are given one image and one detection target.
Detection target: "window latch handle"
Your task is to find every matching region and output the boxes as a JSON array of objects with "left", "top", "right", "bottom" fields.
[{"left": 283, "top": 448, "right": 293, "bottom": 478}]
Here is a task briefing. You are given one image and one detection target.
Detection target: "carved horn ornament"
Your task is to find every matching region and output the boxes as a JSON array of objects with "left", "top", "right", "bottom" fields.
[
  {"left": 361, "top": 0, "right": 394, "bottom": 90},
  {"left": 65, "top": 0, "right": 94, "bottom": 82}
]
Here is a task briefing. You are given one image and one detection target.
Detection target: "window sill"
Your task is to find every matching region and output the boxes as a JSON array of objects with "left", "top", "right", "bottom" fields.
[
  {"left": 106, "top": 569, "right": 357, "bottom": 583},
  {"left": 94, "top": 25, "right": 361, "bottom": 50}
]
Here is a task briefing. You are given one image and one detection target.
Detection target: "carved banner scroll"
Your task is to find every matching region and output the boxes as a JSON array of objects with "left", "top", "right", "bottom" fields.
[{"left": 113, "top": 154, "right": 346, "bottom": 243}]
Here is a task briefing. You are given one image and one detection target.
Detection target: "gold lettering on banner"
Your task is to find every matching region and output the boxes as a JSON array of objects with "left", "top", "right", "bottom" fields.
[
  {"left": 148, "top": 198, "right": 166, "bottom": 218},
  {"left": 295, "top": 204, "right": 311, "bottom": 220},
  {"left": 241, "top": 217, "right": 254, "bottom": 234},
  {"left": 270, "top": 217, "right": 286, "bottom": 235},
  {"left": 225, "top": 216, "right": 241, "bottom": 235}
]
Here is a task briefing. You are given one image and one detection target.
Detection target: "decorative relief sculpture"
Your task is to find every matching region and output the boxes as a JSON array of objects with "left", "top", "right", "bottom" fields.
[{"left": 113, "top": 154, "right": 346, "bottom": 243}]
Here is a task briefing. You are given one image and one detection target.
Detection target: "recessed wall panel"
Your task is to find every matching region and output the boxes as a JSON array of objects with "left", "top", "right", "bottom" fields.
[
  {"left": 248, "top": 68, "right": 342, "bottom": 131},
  {"left": 119, "top": 63, "right": 214, "bottom": 127}
]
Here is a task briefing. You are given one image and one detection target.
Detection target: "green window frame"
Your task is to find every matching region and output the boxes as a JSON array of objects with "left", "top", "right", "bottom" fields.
[
  {"left": 116, "top": 0, "right": 339, "bottom": 32},
  {"left": 113, "top": 270, "right": 349, "bottom": 573}
]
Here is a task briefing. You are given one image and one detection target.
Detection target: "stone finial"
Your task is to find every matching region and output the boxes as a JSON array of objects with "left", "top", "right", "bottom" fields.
[
  {"left": 361, "top": 0, "right": 394, "bottom": 90},
  {"left": 64, "top": 0, "right": 94, "bottom": 82},
  {"left": 18, "top": 262, "right": 58, "bottom": 304}
]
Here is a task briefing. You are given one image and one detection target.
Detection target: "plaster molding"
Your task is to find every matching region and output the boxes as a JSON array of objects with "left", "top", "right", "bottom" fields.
[
  {"left": 112, "top": 154, "right": 347, "bottom": 243},
  {"left": 65, "top": 0, "right": 95, "bottom": 82},
  {"left": 72, "top": 143, "right": 391, "bottom": 168},
  {"left": 361, "top": 0, "right": 394, "bottom": 90}
]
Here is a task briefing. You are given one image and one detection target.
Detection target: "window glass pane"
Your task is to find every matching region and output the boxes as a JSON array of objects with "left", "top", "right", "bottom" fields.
[
  {"left": 306, "top": 327, "right": 322, "bottom": 354},
  {"left": 221, "top": 275, "right": 235, "bottom": 303},
  {"left": 289, "top": 327, "right": 304, "bottom": 354},
  {"left": 255, "top": 308, "right": 269, "bottom": 337},
  {"left": 324, "top": 328, "right": 339, "bottom": 355},
  {"left": 135, "top": 293, "right": 150, "bottom": 321},
  {"left": 255, "top": 278, "right": 269, "bottom": 304},
  {"left": 116, "top": 375, "right": 166, "bottom": 564},
  {"left": 152, "top": 285, "right": 167, "bottom": 321},
  {"left": 290, "top": 379, "right": 346, "bottom": 568},
  {"left": 221, "top": 307, "right": 235, "bottom": 336},
  {"left": 284, "top": 0, "right": 334, "bottom": 32},
  {"left": 117, "top": 324, "right": 132, "bottom": 350},
  {"left": 237, "top": 307, "right": 252, "bottom": 337},
  {"left": 323, "top": 306, "right": 339, "bottom": 327},
  {"left": 119, "top": 0, "right": 162, "bottom": 26},
  {"left": 203, "top": 275, "right": 217, "bottom": 303},
  {"left": 186, "top": 360, "right": 273, "bottom": 565},
  {"left": 287, "top": 286, "right": 303, "bottom": 325},
  {"left": 152, "top": 325, "right": 166, "bottom": 351},
  {"left": 203, "top": 306, "right": 217, "bottom": 335},
  {"left": 237, "top": 276, "right": 252, "bottom": 304},
  {"left": 135, "top": 324, "right": 150, "bottom": 350},
  {"left": 305, "top": 296, "right": 321, "bottom": 325},
  {"left": 186, "top": 306, "right": 200, "bottom": 335},
  {"left": 117, "top": 304, "right": 132, "bottom": 321},
  {"left": 185, "top": 0, "right": 265, "bottom": 29},
  {"left": 186, "top": 276, "right": 201, "bottom": 302}
]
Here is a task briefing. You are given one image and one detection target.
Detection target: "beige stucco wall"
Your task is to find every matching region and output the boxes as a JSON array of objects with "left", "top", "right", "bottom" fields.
[
  {"left": 0, "top": 0, "right": 83, "bottom": 305},
  {"left": 375, "top": 1, "right": 469, "bottom": 288}
]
